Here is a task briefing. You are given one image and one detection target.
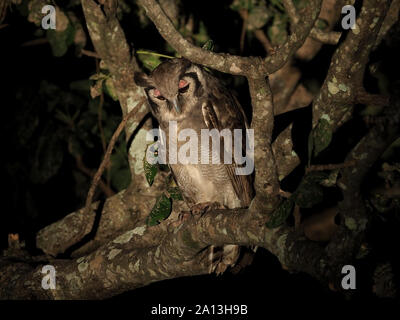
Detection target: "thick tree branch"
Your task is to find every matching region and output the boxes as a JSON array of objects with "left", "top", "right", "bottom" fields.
[
  {"left": 312, "top": 0, "right": 392, "bottom": 130},
  {"left": 81, "top": 0, "right": 151, "bottom": 192},
  {"left": 247, "top": 77, "right": 280, "bottom": 210},
  {"left": 283, "top": 0, "right": 341, "bottom": 45},
  {"left": 296, "top": 0, "right": 345, "bottom": 61},
  {"left": 2, "top": 206, "right": 299, "bottom": 299},
  {"left": 138, "top": 0, "right": 322, "bottom": 76}
]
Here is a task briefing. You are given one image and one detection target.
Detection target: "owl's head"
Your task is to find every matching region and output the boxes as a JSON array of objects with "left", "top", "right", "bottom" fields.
[{"left": 134, "top": 58, "right": 206, "bottom": 121}]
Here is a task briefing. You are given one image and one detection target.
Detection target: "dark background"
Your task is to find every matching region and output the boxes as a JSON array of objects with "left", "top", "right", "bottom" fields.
[{"left": 1, "top": 0, "right": 399, "bottom": 308}]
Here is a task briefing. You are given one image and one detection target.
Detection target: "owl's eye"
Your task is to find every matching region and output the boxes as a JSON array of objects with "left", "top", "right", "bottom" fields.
[
  {"left": 153, "top": 88, "right": 165, "bottom": 100},
  {"left": 178, "top": 79, "right": 189, "bottom": 94}
]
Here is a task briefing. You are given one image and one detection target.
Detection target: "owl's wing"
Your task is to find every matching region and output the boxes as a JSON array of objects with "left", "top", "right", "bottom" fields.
[{"left": 201, "top": 82, "right": 254, "bottom": 207}]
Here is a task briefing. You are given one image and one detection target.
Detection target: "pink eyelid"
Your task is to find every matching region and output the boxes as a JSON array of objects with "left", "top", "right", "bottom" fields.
[
  {"left": 153, "top": 88, "right": 161, "bottom": 97},
  {"left": 179, "top": 79, "right": 188, "bottom": 89}
]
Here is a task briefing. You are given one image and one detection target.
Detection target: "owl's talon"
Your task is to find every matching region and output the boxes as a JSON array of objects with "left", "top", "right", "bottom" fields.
[
  {"left": 190, "top": 201, "right": 224, "bottom": 216},
  {"left": 167, "top": 211, "right": 192, "bottom": 230},
  {"left": 208, "top": 244, "right": 240, "bottom": 275},
  {"left": 178, "top": 211, "right": 192, "bottom": 222}
]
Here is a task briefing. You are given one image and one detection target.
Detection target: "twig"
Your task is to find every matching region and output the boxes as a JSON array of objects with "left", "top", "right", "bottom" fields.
[
  {"left": 96, "top": 60, "right": 107, "bottom": 154},
  {"left": 283, "top": 0, "right": 341, "bottom": 45},
  {"left": 282, "top": 0, "right": 299, "bottom": 26},
  {"left": 238, "top": 8, "right": 274, "bottom": 55},
  {"left": 253, "top": 29, "right": 274, "bottom": 55},
  {"left": 137, "top": 0, "right": 322, "bottom": 76},
  {"left": 84, "top": 98, "right": 146, "bottom": 215},
  {"left": 356, "top": 90, "right": 390, "bottom": 107},
  {"left": 239, "top": 8, "right": 248, "bottom": 53},
  {"left": 306, "top": 160, "right": 357, "bottom": 173},
  {"left": 20, "top": 38, "right": 48, "bottom": 47},
  {"left": 310, "top": 28, "right": 341, "bottom": 45},
  {"left": 136, "top": 50, "right": 175, "bottom": 59},
  {"left": 75, "top": 155, "right": 115, "bottom": 197},
  {"left": 96, "top": 58, "right": 110, "bottom": 186},
  {"left": 81, "top": 49, "right": 101, "bottom": 58}
]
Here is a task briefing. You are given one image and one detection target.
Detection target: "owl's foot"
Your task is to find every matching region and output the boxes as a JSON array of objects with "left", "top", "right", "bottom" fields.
[
  {"left": 209, "top": 244, "right": 240, "bottom": 275},
  {"left": 167, "top": 210, "right": 192, "bottom": 230},
  {"left": 178, "top": 211, "right": 192, "bottom": 223},
  {"left": 190, "top": 201, "right": 224, "bottom": 216},
  {"left": 168, "top": 202, "right": 223, "bottom": 230}
]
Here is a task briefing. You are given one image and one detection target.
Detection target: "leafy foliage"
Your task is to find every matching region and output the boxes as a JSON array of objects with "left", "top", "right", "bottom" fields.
[
  {"left": 146, "top": 193, "right": 172, "bottom": 226},
  {"left": 310, "top": 118, "right": 333, "bottom": 158},
  {"left": 267, "top": 172, "right": 330, "bottom": 228},
  {"left": 167, "top": 186, "right": 183, "bottom": 201},
  {"left": 293, "top": 173, "right": 326, "bottom": 208},
  {"left": 142, "top": 146, "right": 184, "bottom": 225},
  {"left": 7, "top": 76, "right": 129, "bottom": 224},
  {"left": 143, "top": 143, "right": 159, "bottom": 186},
  {"left": 137, "top": 50, "right": 164, "bottom": 71},
  {"left": 46, "top": 23, "right": 75, "bottom": 57},
  {"left": 266, "top": 197, "right": 294, "bottom": 228}
]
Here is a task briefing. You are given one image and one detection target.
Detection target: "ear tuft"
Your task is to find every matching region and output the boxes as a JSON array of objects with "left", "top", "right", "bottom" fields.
[{"left": 134, "top": 72, "right": 152, "bottom": 87}]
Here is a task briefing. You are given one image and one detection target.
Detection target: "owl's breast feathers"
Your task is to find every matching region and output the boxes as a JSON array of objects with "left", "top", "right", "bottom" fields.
[{"left": 162, "top": 91, "right": 254, "bottom": 209}]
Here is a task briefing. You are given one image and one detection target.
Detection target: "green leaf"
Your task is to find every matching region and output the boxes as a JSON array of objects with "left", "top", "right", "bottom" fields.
[
  {"left": 313, "top": 118, "right": 332, "bottom": 157},
  {"left": 46, "top": 23, "right": 75, "bottom": 57},
  {"left": 294, "top": 181, "right": 323, "bottom": 208},
  {"left": 320, "top": 169, "right": 339, "bottom": 187},
  {"left": 89, "top": 73, "right": 108, "bottom": 81},
  {"left": 136, "top": 50, "right": 164, "bottom": 71},
  {"left": 293, "top": 172, "right": 328, "bottom": 208},
  {"left": 270, "top": 0, "right": 284, "bottom": 10},
  {"left": 293, "top": 0, "right": 307, "bottom": 10},
  {"left": 266, "top": 198, "right": 294, "bottom": 228},
  {"left": 143, "top": 143, "right": 159, "bottom": 186},
  {"left": 267, "top": 12, "right": 288, "bottom": 45},
  {"left": 54, "top": 109, "right": 72, "bottom": 125},
  {"left": 192, "top": 21, "right": 209, "bottom": 46},
  {"left": 230, "top": 0, "right": 255, "bottom": 12},
  {"left": 202, "top": 40, "right": 214, "bottom": 51},
  {"left": 315, "top": 18, "right": 329, "bottom": 30},
  {"left": 167, "top": 186, "right": 183, "bottom": 201},
  {"left": 144, "top": 161, "right": 158, "bottom": 187},
  {"left": 247, "top": 3, "right": 271, "bottom": 31},
  {"left": 146, "top": 193, "right": 172, "bottom": 226},
  {"left": 90, "top": 79, "right": 104, "bottom": 99},
  {"left": 103, "top": 78, "right": 118, "bottom": 101}
]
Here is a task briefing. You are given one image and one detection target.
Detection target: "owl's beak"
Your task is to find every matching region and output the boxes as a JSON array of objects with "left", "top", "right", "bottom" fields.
[{"left": 172, "top": 98, "right": 181, "bottom": 114}]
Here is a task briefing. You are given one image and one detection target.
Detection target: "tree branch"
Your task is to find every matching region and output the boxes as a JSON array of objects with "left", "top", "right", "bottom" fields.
[
  {"left": 283, "top": 0, "right": 341, "bottom": 45},
  {"left": 138, "top": 0, "right": 322, "bottom": 76},
  {"left": 81, "top": 0, "right": 152, "bottom": 192},
  {"left": 312, "top": 0, "right": 392, "bottom": 130}
]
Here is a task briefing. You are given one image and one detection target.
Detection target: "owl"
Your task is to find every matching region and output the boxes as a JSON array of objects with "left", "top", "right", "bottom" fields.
[{"left": 134, "top": 58, "right": 254, "bottom": 273}]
